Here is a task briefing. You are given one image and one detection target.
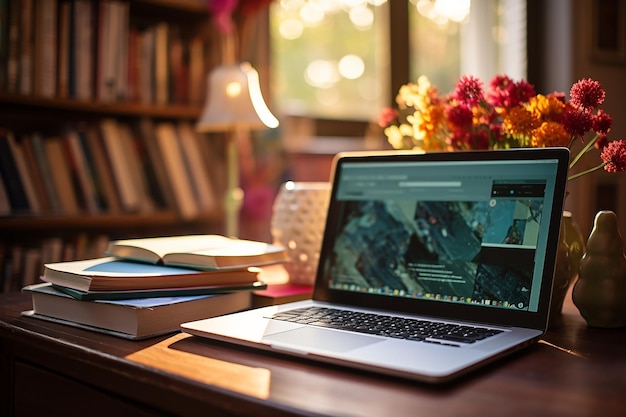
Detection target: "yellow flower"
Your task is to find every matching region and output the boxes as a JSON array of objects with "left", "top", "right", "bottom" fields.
[
  {"left": 526, "top": 94, "right": 565, "bottom": 122},
  {"left": 503, "top": 106, "right": 541, "bottom": 142},
  {"left": 531, "top": 121, "right": 571, "bottom": 148}
]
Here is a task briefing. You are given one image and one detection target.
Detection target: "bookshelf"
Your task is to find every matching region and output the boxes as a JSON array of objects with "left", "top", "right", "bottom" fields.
[{"left": 0, "top": 0, "right": 228, "bottom": 291}]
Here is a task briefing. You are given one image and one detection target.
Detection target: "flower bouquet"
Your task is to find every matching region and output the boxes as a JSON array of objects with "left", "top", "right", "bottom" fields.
[{"left": 378, "top": 75, "right": 626, "bottom": 180}]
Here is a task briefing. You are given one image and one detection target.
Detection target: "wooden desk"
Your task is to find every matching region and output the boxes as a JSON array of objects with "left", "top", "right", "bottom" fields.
[{"left": 1, "top": 289, "right": 625, "bottom": 417}]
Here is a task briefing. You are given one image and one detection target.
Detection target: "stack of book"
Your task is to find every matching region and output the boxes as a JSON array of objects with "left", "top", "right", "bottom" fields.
[{"left": 22, "top": 235, "right": 288, "bottom": 340}]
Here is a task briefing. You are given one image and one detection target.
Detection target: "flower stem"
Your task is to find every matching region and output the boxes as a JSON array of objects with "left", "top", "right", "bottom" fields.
[
  {"left": 568, "top": 161, "right": 608, "bottom": 181},
  {"left": 569, "top": 135, "right": 599, "bottom": 170}
]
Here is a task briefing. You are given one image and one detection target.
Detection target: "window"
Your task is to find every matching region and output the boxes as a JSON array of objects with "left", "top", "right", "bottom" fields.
[{"left": 270, "top": 0, "right": 527, "bottom": 135}]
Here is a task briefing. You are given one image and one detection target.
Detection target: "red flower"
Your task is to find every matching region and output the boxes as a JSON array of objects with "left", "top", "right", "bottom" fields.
[
  {"left": 601, "top": 140, "right": 626, "bottom": 173},
  {"left": 562, "top": 106, "right": 593, "bottom": 138},
  {"left": 486, "top": 76, "right": 535, "bottom": 109},
  {"left": 547, "top": 91, "right": 566, "bottom": 103},
  {"left": 466, "top": 131, "right": 490, "bottom": 150},
  {"left": 595, "top": 135, "right": 609, "bottom": 149},
  {"left": 446, "top": 104, "right": 473, "bottom": 129},
  {"left": 453, "top": 75, "right": 484, "bottom": 106},
  {"left": 592, "top": 109, "right": 613, "bottom": 136},
  {"left": 570, "top": 78, "right": 606, "bottom": 110}
]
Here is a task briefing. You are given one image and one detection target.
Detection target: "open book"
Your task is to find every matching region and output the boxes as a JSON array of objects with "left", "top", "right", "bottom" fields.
[{"left": 104, "top": 235, "right": 288, "bottom": 270}]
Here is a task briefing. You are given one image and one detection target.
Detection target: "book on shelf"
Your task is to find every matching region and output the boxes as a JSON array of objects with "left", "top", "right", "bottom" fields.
[
  {"left": 44, "top": 135, "right": 81, "bottom": 214},
  {"left": 0, "top": 131, "right": 31, "bottom": 213},
  {"left": 19, "top": 0, "right": 34, "bottom": 95},
  {"left": 99, "top": 118, "right": 142, "bottom": 212},
  {"left": 63, "top": 128, "right": 101, "bottom": 213},
  {"left": 21, "top": 132, "right": 54, "bottom": 213},
  {"left": 83, "top": 124, "right": 123, "bottom": 213},
  {"left": 33, "top": 0, "right": 57, "bottom": 97},
  {"left": 5, "top": 0, "right": 19, "bottom": 92},
  {"left": 22, "top": 282, "right": 252, "bottom": 340},
  {"left": 176, "top": 121, "right": 217, "bottom": 213},
  {"left": 105, "top": 234, "right": 289, "bottom": 270},
  {"left": 42, "top": 256, "right": 262, "bottom": 292},
  {"left": 154, "top": 122, "right": 199, "bottom": 219},
  {"left": 134, "top": 118, "right": 176, "bottom": 211},
  {"left": 0, "top": 169, "right": 11, "bottom": 216}
]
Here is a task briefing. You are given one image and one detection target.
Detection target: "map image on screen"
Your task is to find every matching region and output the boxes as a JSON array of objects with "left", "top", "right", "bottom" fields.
[{"left": 328, "top": 197, "right": 544, "bottom": 310}]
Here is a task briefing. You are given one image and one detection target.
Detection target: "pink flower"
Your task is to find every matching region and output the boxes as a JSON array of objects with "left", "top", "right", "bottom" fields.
[
  {"left": 378, "top": 107, "right": 398, "bottom": 128},
  {"left": 208, "top": 0, "right": 238, "bottom": 33},
  {"left": 453, "top": 75, "right": 484, "bottom": 106},
  {"left": 547, "top": 91, "right": 566, "bottom": 103},
  {"left": 570, "top": 78, "right": 606, "bottom": 110},
  {"left": 486, "top": 76, "right": 535, "bottom": 109},
  {"left": 601, "top": 140, "right": 626, "bottom": 173}
]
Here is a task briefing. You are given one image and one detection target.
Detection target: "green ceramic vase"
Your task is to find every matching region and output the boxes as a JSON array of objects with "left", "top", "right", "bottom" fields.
[{"left": 572, "top": 210, "right": 626, "bottom": 328}]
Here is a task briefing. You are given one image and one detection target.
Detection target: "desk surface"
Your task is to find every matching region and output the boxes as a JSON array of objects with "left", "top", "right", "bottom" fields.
[{"left": 1, "top": 289, "right": 625, "bottom": 417}]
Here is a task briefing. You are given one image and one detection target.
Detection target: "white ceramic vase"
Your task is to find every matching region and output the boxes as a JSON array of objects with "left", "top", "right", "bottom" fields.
[{"left": 271, "top": 181, "right": 331, "bottom": 285}]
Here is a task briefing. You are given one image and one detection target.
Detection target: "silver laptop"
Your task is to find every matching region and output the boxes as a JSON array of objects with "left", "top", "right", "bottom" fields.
[{"left": 182, "top": 148, "right": 569, "bottom": 383}]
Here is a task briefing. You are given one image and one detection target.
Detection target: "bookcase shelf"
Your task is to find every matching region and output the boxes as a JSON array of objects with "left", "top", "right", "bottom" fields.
[
  {"left": 133, "top": 0, "right": 206, "bottom": 13},
  {"left": 0, "top": 211, "right": 223, "bottom": 232},
  {"left": 0, "top": 0, "right": 227, "bottom": 291},
  {"left": 0, "top": 92, "right": 203, "bottom": 119}
]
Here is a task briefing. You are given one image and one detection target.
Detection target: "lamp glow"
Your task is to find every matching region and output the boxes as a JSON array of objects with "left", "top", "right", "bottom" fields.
[{"left": 196, "top": 61, "right": 279, "bottom": 237}]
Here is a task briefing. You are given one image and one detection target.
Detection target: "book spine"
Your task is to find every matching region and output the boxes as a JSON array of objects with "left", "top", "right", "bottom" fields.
[
  {"left": 57, "top": 0, "right": 70, "bottom": 98},
  {"left": 29, "top": 132, "right": 63, "bottom": 214},
  {"left": 0, "top": 0, "right": 9, "bottom": 89},
  {"left": 33, "top": 0, "right": 57, "bottom": 97},
  {"left": 5, "top": 0, "right": 19, "bottom": 92},
  {"left": 19, "top": 0, "right": 34, "bottom": 95},
  {"left": 0, "top": 133, "right": 29, "bottom": 213}
]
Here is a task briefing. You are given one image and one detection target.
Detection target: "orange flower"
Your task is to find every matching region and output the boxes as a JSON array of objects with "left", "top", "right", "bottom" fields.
[{"left": 379, "top": 74, "right": 625, "bottom": 181}]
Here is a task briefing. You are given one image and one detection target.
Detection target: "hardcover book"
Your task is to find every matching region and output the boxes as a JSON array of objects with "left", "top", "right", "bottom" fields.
[
  {"left": 22, "top": 282, "right": 251, "bottom": 340},
  {"left": 42, "top": 257, "right": 261, "bottom": 292}
]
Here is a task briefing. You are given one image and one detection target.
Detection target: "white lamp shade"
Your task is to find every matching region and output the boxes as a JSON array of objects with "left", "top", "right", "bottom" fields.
[{"left": 196, "top": 62, "right": 279, "bottom": 132}]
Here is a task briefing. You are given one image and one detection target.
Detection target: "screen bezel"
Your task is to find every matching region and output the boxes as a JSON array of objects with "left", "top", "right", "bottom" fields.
[{"left": 312, "top": 148, "right": 570, "bottom": 330}]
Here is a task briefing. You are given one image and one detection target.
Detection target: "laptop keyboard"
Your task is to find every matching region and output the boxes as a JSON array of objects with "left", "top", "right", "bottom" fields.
[{"left": 269, "top": 307, "right": 503, "bottom": 345}]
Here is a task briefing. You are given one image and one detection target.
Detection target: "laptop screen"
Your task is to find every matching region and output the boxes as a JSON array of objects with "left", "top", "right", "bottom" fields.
[{"left": 315, "top": 149, "right": 569, "bottom": 327}]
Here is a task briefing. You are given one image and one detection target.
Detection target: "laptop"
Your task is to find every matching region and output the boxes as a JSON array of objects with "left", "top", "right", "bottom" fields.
[{"left": 181, "top": 147, "right": 570, "bottom": 383}]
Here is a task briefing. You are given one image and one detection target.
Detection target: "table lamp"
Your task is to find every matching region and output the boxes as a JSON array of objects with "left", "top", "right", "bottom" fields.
[{"left": 196, "top": 56, "right": 279, "bottom": 237}]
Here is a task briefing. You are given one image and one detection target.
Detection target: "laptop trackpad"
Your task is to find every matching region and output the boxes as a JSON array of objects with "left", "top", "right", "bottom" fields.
[{"left": 265, "top": 326, "right": 383, "bottom": 353}]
